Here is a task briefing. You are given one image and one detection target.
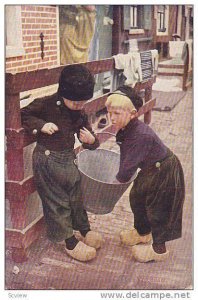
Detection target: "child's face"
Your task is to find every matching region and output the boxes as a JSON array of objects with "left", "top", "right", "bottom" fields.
[
  {"left": 63, "top": 98, "right": 87, "bottom": 110},
  {"left": 107, "top": 107, "right": 135, "bottom": 130}
]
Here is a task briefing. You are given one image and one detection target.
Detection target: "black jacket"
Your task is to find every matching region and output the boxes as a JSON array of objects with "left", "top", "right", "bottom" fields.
[{"left": 21, "top": 93, "right": 99, "bottom": 151}]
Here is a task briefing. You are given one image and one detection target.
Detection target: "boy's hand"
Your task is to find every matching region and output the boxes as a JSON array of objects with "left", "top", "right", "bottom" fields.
[
  {"left": 41, "top": 123, "right": 59, "bottom": 135},
  {"left": 80, "top": 127, "right": 95, "bottom": 144}
]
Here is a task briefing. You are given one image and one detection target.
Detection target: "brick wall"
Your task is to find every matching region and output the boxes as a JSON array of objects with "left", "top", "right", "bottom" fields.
[{"left": 6, "top": 5, "right": 59, "bottom": 73}]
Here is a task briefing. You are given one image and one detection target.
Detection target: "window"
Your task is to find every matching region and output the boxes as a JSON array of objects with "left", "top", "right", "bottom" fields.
[
  {"left": 130, "top": 5, "right": 144, "bottom": 31},
  {"left": 156, "top": 5, "right": 169, "bottom": 36},
  {"left": 130, "top": 6, "right": 138, "bottom": 28},
  {"left": 5, "top": 5, "right": 25, "bottom": 58},
  {"left": 123, "top": 5, "right": 152, "bottom": 33},
  {"left": 129, "top": 5, "right": 144, "bottom": 34},
  {"left": 123, "top": 5, "right": 147, "bottom": 34},
  {"left": 157, "top": 5, "right": 166, "bottom": 32}
]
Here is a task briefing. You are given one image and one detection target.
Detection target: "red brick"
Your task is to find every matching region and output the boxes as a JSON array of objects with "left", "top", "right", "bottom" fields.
[
  {"left": 30, "top": 12, "right": 41, "bottom": 18},
  {"left": 49, "top": 46, "right": 57, "bottom": 50},
  {"left": 24, "top": 18, "right": 37, "bottom": 23},
  {"left": 23, "top": 36, "right": 32, "bottom": 41},
  {"left": 5, "top": 63, "right": 12, "bottom": 69},
  {"left": 15, "top": 68, "right": 23, "bottom": 72},
  {"left": 21, "top": 12, "right": 31, "bottom": 17},
  {"left": 49, "top": 55, "right": 58, "bottom": 61},
  {"left": 11, "top": 61, "right": 23, "bottom": 68},
  {"left": 26, "top": 30, "right": 38, "bottom": 35},
  {"left": 40, "top": 12, "right": 56, "bottom": 18},
  {"left": 22, "top": 24, "right": 32, "bottom": 29},
  {"left": 23, "top": 5, "right": 36, "bottom": 12},
  {"left": 22, "top": 60, "right": 33, "bottom": 65},
  {"left": 16, "top": 56, "right": 25, "bottom": 61},
  {"left": 25, "top": 47, "right": 40, "bottom": 53},
  {"left": 32, "top": 58, "right": 42, "bottom": 64},
  {"left": 6, "top": 57, "right": 17, "bottom": 62},
  {"left": 35, "top": 6, "right": 45, "bottom": 12},
  {"left": 27, "top": 65, "right": 37, "bottom": 71}
]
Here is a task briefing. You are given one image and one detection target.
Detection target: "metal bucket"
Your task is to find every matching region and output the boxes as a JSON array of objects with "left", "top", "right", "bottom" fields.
[{"left": 77, "top": 149, "right": 137, "bottom": 214}]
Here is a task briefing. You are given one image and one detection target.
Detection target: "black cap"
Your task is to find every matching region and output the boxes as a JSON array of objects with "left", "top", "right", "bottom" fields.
[{"left": 58, "top": 64, "right": 95, "bottom": 101}]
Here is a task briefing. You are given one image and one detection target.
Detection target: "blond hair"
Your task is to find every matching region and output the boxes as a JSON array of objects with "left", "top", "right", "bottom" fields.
[{"left": 105, "top": 93, "right": 137, "bottom": 113}]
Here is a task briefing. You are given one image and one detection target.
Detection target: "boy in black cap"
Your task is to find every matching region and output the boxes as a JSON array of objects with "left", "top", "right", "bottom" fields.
[{"left": 21, "top": 64, "right": 103, "bottom": 262}]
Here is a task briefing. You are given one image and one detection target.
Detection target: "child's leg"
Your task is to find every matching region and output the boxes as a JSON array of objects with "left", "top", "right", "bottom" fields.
[
  {"left": 152, "top": 243, "right": 166, "bottom": 254},
  {"left": 68, "top": 177, "right": 104, "bottom": 249},
  {"left": 32, "top": 147, "right": 90, "bottom": 242},
  {"left": 129, "top": 184, "right": 151, "bottom": 235},
  {"left": 68, "top": 176, "right": 90, "bottom": 233},
  {"left": 130, "top": 152, "right": 185, "bottom": 262},
  {"left": 33, "top": 148, "right": 97, "bottom": 262},
  {"left": 120, "top": 182, "right": 152, "bottom": 246},
  {"left": 131, "top": 244, "right": 169, "bottom": 262},
  {"left": 146, "top": 152, "right": 185, "bottom": 245},
  {"left": 65, "top": 235, "right": 79, "bottom": 250}
]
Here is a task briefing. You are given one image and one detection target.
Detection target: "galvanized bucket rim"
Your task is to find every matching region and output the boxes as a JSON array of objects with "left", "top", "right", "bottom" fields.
[{"left": 77, "top": 148, "right": 134, "bottom": 186}]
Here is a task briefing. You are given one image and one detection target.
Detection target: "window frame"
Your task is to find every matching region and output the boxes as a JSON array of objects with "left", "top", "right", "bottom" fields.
[
  {"left": 130, "top": 5, "right": 138, "bottom": 29},
  {"left": 5, "top": 5, "right": 25, "bottom": 58},
  {"left": 129, "top": 5, "right": 144, "bottom": 34},
  {"left": 156, "top": 5, "right": 169, "bottom": 36},
  {"left": 157, "top": 5, "right": 166, "bottom": 32}
]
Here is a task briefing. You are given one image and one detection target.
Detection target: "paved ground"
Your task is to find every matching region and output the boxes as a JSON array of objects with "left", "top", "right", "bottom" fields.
[{"left": 5, "top": 86, "right": 193, "bottom": 293}]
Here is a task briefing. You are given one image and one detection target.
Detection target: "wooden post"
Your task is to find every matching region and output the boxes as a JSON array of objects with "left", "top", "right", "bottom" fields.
[
  {"left": 112, "top": 6, "right": 123, "bottom": 55},
  {"left": 144, "top": 85, "right": 152, "bottom": 124},
  {"left": 5, "top": 93, "right": 24, "bottom": 181},
  {"left": 5, "top": 93, "right": 22, "bottom": 129},
  {"left": 182, "top": 43, "right": 189, "bottom": 91},
  {"left": 9, "top": 196, "right": 27, "bottom": 229}
]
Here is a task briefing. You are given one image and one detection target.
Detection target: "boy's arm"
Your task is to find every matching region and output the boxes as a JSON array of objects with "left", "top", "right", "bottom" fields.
[
  {"left": 116, "top": 158, "right": 137, "bottom": 183},
  {"left": 21, "top": 98, "right": 46, "bottom": 135},
  {"left": 116, "top": 136, "right": 151, "bottom": 183},
  {"left": 77, "top": 112, "right": 100, "bottom": 150}
]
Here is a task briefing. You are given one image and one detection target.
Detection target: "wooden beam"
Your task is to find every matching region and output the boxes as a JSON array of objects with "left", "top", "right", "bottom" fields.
[
  {"left": 158, "top": 72, "right": 183, "bottom": 76},
  {"left": 6, "top": 58, "right": 115, "bottom": 95},
  {"left": 158, "top": 64, "right": 184, "bottom": 69},
  {"left": 135, "top": 98, "right": 156, "bottom": 118},
  {"left": 6, "top": 215, "right": 44, "bottom": 262},
  {"left": 6, "top": 175, "right": 36, "bottom": 199},
  {"left": 5, "top": 93, "right": 22, "bottom": 129},
  {"left": 133, "top": 76, "right": 156, "bottom": 91},
  {"left": 6, "top": 147, "right": 24, "bottom": 181},
  {"left": 84, "top": 93, "right": 109, "bottom": 114}
]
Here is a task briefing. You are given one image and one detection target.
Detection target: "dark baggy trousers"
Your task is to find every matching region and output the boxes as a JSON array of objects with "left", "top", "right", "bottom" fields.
[
  {"left": 129, "top": 149, "right": 185, "bottom": 244},
  {"left": 32, "top": 144, "right": 90, "bottom": 242}
]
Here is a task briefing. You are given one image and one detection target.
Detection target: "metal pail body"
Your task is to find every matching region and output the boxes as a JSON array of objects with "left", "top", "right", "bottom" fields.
[{"left": 77, "top": 149, "right": 136, "bottom": 214}]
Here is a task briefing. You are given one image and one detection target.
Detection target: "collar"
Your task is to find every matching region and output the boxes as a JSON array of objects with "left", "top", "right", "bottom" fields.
[
  {"left": 122, "top": 118, "right": 139, "bottom": 133},
  {"left": 116, "top": 119, "right": 139, "bottom": 144}
]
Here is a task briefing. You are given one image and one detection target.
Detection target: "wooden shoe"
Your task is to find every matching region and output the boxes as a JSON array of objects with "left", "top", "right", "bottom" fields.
[
  {"left": 83, "top": 231, "right": 104, "bottom": 249},
  {"left": 65, "top": 241, "right": 96, "bottom": 262},
  {"left": 120, "top": 228, "right": 152, "bottom": 246},
  {"left": 131, "top": 244, "right": 169, "bottom": 262}
]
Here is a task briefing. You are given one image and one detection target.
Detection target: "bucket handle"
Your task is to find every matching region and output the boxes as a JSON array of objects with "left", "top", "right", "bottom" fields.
[
  {"left": 95, "top": 131, "right": 116, "bottom": 137},
  {"left": 74, "top": 131, "right": 117, "bottom": 166},
  {"left": 95, "top": 131, "right": 119, "bottom": 146}
]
